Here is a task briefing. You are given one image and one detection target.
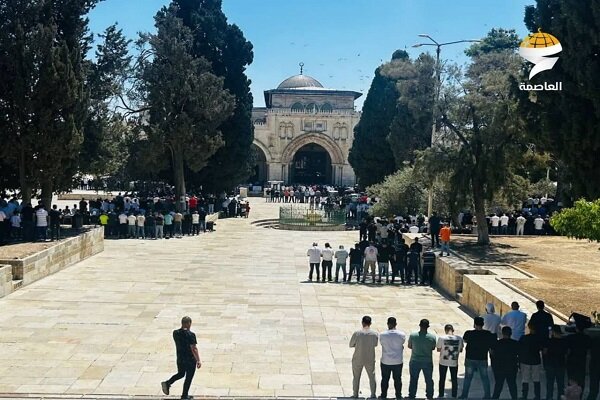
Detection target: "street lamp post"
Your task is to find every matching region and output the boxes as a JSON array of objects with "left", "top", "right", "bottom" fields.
[{"left": 412, "top": 35, "right": 480, "bottom": 218}]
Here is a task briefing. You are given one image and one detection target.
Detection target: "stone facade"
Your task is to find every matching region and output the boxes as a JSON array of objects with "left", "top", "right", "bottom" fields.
[
  {"left": 0, "top": 227, "right": 104, "bottom": 298},
  {"left": 252, "top": 73, "right": 361, "bottom": 186}
]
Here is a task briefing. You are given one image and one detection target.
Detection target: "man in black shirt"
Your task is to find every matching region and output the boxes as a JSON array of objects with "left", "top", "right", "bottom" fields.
[
  {"left": 348, "top": 243, "right": 363, "bottom": 283},
  {"left": 491, "top": 326, "right": 519, "bottom": 399},
  {"left": 428, "top": 212, "right": 441, "bottom": 247},
  {"left": 407, "top": 250, "right": 421, "bottom": 285},
  {"left": 392, "top": 240, "right": 409, "bottom": 284},
  {"left": 21, "top": 203, "right": 35, "bottom": 242},
  {"left": 377, "top": 242, "right": 391, "bottom": 284},
  {"left": 544, "top": 325, "right": 567, "bottom": 400},
  {"left": 421, "top": 249, "right": 436, "bottom": 286},
  {"left": 460, "top": 317, "right": 495, "bottom": 399},
  {"left": 49, "top": 205, "right": 62, "bottom": 241},
  {"left": 529, "top": 300, "right": 554, "bottom": 344},
  {"left": 162, "top": 316, "right": 201, "bottom": 400},
  {"left": 519, "top": 321, "right": 543, "bottom": 400}
]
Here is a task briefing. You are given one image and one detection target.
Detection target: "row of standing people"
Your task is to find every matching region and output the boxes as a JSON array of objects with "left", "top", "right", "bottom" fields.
[{"left": 350, "top": 303, "right": 599, "bottom": 400}]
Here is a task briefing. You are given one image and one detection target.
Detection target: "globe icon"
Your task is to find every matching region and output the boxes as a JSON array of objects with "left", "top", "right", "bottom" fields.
[{"left": 520, "top": 28, "right": 561, "bottom": 48}]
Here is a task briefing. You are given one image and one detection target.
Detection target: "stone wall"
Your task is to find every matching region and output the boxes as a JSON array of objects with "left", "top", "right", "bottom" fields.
[
  {"left": 0, "top": 227, "right": 104, "bottom": 299},
  {"left": 0, "top": 266, "right": 11, "bottom": 298}
]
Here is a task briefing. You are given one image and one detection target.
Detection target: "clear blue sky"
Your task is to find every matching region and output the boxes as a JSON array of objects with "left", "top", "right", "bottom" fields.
[{"left": 88, "top": 0, "right": 534, "bottom": 109}]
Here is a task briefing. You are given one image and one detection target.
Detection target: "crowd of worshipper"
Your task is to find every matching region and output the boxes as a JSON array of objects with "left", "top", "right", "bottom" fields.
[
  {"left": 0, "top": 192, "right": 251, "bottom": 244},
  {"left": 349, "top": 300, "right": 599, "bottom": 400}
]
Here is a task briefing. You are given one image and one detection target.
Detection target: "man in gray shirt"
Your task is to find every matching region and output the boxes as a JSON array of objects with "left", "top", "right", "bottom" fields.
[{"left": 350, "top": 315, "right": 379, "bottom": 398}]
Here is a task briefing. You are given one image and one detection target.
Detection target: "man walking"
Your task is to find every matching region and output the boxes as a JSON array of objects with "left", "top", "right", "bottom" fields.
[
  {"left": 407, "top": 319, "right": 436, "bottom": 400},
  {"left": 350, "top": 316, "right": 379, "bottom": 399},
  {"left": 380, "top": 317, "right": 406, "bottom": 400},
  {"left": 491, "top": 326, "right": 519, "bottom": 399},
  {"left": 459, "top": 316, "right": 495, "bottom": 399},
  {"left": 307, "top": 242, "right": 321, "bottom": 282},
  {"left": 501, "top": 302, "right": 528, "bottom": 340},
  {"left": 437, "top": 324, "right": 464, "bottom": 398},
  {"left": 162, "top": 316, "right": 201, "bottom": 400}
]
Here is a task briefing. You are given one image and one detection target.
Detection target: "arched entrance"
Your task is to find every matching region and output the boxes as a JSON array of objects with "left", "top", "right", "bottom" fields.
[
  {"left": 290, "top": 143, "right": 332, "bottom": 184},
  {"left": 250, "top": 143, "right": 268, "bottom": 184}
]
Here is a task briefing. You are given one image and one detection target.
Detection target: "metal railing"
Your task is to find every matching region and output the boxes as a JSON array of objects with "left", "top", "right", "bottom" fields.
[{"left": 279, "top": 205, "right": 346, "bottom": 227}]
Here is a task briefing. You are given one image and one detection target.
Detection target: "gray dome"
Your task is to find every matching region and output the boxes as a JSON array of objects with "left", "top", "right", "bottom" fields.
[{"left": 277, "top": 74, "right": 323, "bottom": 89}]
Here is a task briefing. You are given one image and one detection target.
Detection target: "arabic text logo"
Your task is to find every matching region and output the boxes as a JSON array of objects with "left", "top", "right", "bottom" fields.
[{"left": 519, "top": 28, "right": 562, "bottom": 80}]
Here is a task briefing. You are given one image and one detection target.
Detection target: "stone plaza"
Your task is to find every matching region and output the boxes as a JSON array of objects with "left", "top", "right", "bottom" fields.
[{"left": 0, "top": 202, "right": 479, "bottom": 398}]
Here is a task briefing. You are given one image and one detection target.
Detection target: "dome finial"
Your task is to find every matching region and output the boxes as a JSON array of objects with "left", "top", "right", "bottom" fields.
[{"left": 299, "top": 62, "right": 304, "bottom": 75}]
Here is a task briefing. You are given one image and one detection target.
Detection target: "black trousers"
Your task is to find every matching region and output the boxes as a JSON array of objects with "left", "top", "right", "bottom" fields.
[
  {"left": 492, "top": 369, "right": 518, "bottom": 399},
  {"left": 381, "top": 362, "right": 402, "bottom": 399},
  {"left": 50, "top": 224, "right": 61, "bottom": 241},
  {"left": 309, "top": 263, "right": 320, "bottom": 281},
  {"left": 167, "top": 361, "right": 196, "bottom": 398},
  {"left": 392, "top": 263, "right": 406, "bottom": 283},
  {"left": 321, "top": 260, "right": 333, "bottom": 281},
  {"left": 431, "top": 231, "right": 439, "bottom": 247},
  {"left": 588, "top": 363, "right": 600, "bottom": 400},
  {"left": 439, "top": 364, "right": 458, "bottom": 398}
]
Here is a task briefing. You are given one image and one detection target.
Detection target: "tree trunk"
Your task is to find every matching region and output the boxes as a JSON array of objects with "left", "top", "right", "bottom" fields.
[
  {"left": 18, "top": 147, "right": 32, "bottom": 205},
  {"left": 173, "top": 150, "right": 187, "bottom": 213},
  {"left": 472, "top": 175, "right": 490, "bottom": 245},
  {"left": 41, "top": 178, "right": 53, "bottom": 210}
]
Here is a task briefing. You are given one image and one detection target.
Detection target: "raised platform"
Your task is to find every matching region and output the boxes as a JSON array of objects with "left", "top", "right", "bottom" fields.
[{"left": 0, "top": 227, "right": 104, "bottom": 299}]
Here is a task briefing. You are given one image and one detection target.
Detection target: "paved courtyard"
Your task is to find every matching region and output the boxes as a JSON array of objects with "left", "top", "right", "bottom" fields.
[{"left": 0, "top": 201, "right": 478, "bottom": 398}]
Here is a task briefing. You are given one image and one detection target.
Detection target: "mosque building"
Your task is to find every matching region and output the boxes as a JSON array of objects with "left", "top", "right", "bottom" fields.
[{"left": 250, "top": 65, "right": 362, "bottom": 187}]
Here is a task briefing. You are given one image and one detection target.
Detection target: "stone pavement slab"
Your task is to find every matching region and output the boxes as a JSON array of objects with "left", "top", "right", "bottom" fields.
[{"left": 0, "top": 201, "right": 489, "bottom": 399}]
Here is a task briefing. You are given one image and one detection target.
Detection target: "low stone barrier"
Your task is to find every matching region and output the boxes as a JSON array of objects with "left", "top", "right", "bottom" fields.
[
  {"left": 0, "top": 227, "right": 104, "bottom": 299},
  {"left": 0, "top": 265, "right": 12, "bottom": 298}
]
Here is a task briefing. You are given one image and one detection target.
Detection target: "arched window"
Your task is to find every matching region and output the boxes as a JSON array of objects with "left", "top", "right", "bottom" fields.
[
  {"left": 321, "top": 103, "right": 333, "bottom": 113},
  {"left": 291, "top": 102, "right": 304, "bottom": 112},
  {"left": 305, "top": 103, "right": 319, "bottom": 114}
]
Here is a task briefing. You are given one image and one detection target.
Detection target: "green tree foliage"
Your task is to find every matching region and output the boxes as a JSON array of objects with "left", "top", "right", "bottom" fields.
[
  {"left": 522, "top": 1, "right": 600, "bottom": 200},
  {"left": 465, "top": 28, "right": 520, "bottom": 57},
  {"left": 0, "top": 0, "right": 98, "bottom": 206},
  {"left": 383, "top": 53, "right": 436, "bottom": 166},
  {"left": 348, "top": 52, "right": 405, "bottom": 187},
  {"left": 420, "top": 30, "right": 526, "bottom": 245},
  {"left": 81, "top": 24, "right": 133, "bottom": 177},
  {"left": 367, "top": 168, "right": 425, "bottom": 217},
  {"left": 139, "top": 5, "right": 234, "bottom": 210},
  {"left": 551, "top": 199, "right": 600, "bottom": 243},
  {"left": 173, "top": 0, "right": 254, "bottom": 192}
]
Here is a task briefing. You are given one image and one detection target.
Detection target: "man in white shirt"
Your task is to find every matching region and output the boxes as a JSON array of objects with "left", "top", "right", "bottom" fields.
[
  {"left": 482, "top": 303, "right": 501, "bottom": 338},
  {"left": 500, "top": 214, "right": 509, "bottom": 235},
  {"left": 350, "top": 316, "right": 379, "bottom": 399},
  {"left": 127, "top": 213, "right": 137, "bottom": 238},
  {"left": 35, "top": 206, "right": 49, "bottom": 241},
  {"left": 118, "top": 212, "right": 128, "bottom": 239},
  {"left": 362, "top": 242, "right": 378, "bottom": 284},
  {"left": 516, "top": 215, "right": 526, "bottom": 236},
  {"left": 533, "top": 216, "right": 545, "bottom": 235},
  {"left": 436, "top": 324, "right": 464, "bottom": 398},
  {"left": 321, "top": 243, "right": 334, "bottom": 282},
  {"left": 380, "top": 317, "right": 406, "bottom": 399},
  {"left": 500, "top": 301, "right": 528, "bottom": 340},
  {"left": 306, "top": 243, "right": 322, "bottom": 281},
  {"left": 334, "top": 245, "right": 349, "bottom": 283},
  {"left": 136, "top": 214, "right": 146, "bottom": 239},
  {"left": 490, "top": 214, "right": 500, "bottom": 235}
]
